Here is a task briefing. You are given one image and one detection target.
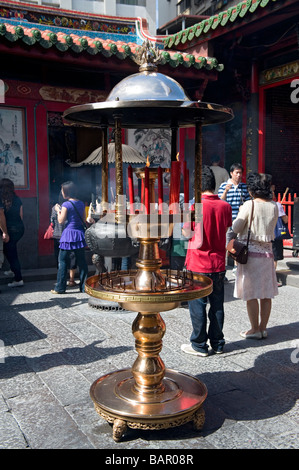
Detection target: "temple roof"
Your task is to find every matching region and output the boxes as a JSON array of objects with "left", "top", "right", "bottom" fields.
[
  {"left": 163, "top": 0, "right": 289, "bottom": 49},
  {"left": 0, "top": 1, "right": 223, "bottom": 72},
  {"left": 0, "top": 21, "right": 223, "bottom": 71}
]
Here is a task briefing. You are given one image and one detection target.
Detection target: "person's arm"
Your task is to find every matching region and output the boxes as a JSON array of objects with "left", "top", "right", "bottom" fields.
[
  {"left": 20, "top": 205, "right": 23, "bottom": 220},
  {"left": 232, "top": 203, "right": 248, "bottom": 234},
  {"left": 56, "top": 204, "right": 68, "bottom": 225},
  {"left": 50, "top": 206, "right": 57, "bottom": 226},
  {"left": 182, "top": 222, "right": 192, "bottom": 239},
  {"left": 0, "top": 208, "right": 9, "bottom": 243},
  {"left": 277, "top": 202, "right": 288, "bottom": 224},
  {"left": 281, "top": 214, "right": 288, "bottom": 224},
  {"left": 219, "top": 183, "right": 232, "bottom": 201}
]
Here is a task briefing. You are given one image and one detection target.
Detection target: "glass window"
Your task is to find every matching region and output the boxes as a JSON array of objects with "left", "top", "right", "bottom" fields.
[
  {"left": 177, "top": 0, "right": 191, "bottom": 15},
  {"left": 117, "top": 0, "right": 146, "bottom": 5}
]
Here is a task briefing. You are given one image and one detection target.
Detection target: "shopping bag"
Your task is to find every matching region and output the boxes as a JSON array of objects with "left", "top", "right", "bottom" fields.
[{"left": 274, "top": 217, "right": 291, "bottom": 240}]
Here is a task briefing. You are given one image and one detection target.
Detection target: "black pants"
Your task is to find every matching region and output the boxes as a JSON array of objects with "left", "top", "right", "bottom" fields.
[{"left": 4, "top": 229, "right": 24, "bottom": 282}]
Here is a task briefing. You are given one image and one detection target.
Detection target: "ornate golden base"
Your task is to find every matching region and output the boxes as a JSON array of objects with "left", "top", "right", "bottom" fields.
[
  {"left": 90, "top": 368, "right": 207, "bottom": 441},
  {"left": 87, "top": 242, "right": 210, "bottom": 442}
]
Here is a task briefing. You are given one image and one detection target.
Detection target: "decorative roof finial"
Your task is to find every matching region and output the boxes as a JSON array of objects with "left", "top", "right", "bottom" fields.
[{"left": 134, "top": 39, "right": 161, "bottom": 72}]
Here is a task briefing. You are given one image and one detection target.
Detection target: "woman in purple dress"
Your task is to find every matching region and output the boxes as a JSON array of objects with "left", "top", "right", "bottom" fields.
[{"left": 51, "top": 181, "right": 88, "bottom": 294}]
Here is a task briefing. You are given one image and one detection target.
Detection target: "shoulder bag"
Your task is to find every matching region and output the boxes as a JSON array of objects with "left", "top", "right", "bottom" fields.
[
  {"left": 226, "top": 200, "right": 254, "bottom": 264},
  {"left": 274, "top": 217, "right": 291, "bottom": 240}
]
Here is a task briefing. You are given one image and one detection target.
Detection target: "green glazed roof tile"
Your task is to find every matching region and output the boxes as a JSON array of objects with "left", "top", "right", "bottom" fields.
[
  {"left": 164, "top": 0, "right": 284, "bottom": 48},
  {"left": 0, "top": 20, "right": 223, "bottom": 72},
  {"left": 0, "top": 21, "right": 224, "bottom": 70}
]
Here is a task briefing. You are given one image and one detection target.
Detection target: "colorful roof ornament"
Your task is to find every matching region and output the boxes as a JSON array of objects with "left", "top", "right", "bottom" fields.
[
  {"left": 0, "top": 20, "right": 223, "bottom": 71},
  {"left": 164, "top": 0, "right": 285, "bottom": 48}
]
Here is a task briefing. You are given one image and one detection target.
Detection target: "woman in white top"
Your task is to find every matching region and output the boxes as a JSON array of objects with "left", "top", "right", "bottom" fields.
[{"left": 232, "top": 173, "right": 278, "bottom": 339}]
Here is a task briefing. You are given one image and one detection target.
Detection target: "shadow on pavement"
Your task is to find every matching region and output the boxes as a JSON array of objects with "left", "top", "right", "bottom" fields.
[
  {"left": 105, "top": 347, "right": 298, "bottom": 443},
  {"left": 0, "top": 340, "right": 133, "bottom": 379}
]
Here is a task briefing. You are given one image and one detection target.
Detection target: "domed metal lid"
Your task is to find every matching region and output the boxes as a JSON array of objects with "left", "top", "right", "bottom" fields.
[
  {"left": 63, "top": 39, "right": 234, "bottom": 128},
  {"left": 107, "top": 72, "right": 191, "bottom": 103},
  {"left": 107, "top": 40, "right": 191, "bottom": 102}
]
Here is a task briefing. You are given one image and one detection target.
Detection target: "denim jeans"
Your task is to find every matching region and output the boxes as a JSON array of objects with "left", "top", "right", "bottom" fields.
[
  {"left": 55, "top": 248, "right": 88, "bottom": 293},
  {"left": 188, "top": 271, "right": 226, "bottom": 352}
]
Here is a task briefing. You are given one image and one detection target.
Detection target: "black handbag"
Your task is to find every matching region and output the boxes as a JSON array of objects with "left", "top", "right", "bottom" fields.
[
  {"left": 226, "top": 200, "right": 254, "bottom": 264},
  {"left": 226, "top": 238, "right": 249, "bottom": 264}
]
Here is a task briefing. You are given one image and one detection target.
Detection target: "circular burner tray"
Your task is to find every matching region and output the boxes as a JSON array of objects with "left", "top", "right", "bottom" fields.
[
  {"left": 90, "top": 368, "right": 207, "bottom": 421},
  {"left": 85, "top": 270, "right": 213, "bottom": 312}
]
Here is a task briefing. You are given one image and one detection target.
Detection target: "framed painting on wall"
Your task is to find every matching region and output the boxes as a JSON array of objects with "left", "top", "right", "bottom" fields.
[
  {"left": 0, "top": 106, "right": 28, "bottom": 188},
  {"left": 127, "top": 128, "right": 171, "bottom": 168}
]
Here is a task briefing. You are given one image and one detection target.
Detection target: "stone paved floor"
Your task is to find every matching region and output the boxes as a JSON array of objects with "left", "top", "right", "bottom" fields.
[{"left": 0, "top": 268, "right": 298, "bottom": 450}]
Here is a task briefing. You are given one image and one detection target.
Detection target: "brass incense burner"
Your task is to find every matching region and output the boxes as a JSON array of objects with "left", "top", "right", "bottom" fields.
[{"left": 63, "top": 40, "right": 233, "bottom": 441}]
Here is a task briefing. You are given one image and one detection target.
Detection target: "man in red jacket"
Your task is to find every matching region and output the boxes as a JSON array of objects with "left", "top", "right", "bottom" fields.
[{"left": 182, "top": 166, "right": 232, "bottom": 356}]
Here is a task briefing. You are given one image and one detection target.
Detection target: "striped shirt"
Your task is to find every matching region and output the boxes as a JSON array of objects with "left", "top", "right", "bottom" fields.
[{"left": 218, "top": 180, "right": 250, "bottom": 221}]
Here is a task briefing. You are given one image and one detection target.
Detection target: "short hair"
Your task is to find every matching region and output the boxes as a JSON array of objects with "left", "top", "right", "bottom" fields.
[
  {"left": 61, "top": 181, "right": 78, "bottom": 199},
  {"left": 247, "top": 173, "right": 272, "bottom": 199},
  {"left": 230, "top": 163, "right": 243, "bottom": 173},
  {"left": 211, "top": 154, "right": 220, "bottom": 164},
  {"left": 202, "top": 165, "right": 216, "bottom": 192}
]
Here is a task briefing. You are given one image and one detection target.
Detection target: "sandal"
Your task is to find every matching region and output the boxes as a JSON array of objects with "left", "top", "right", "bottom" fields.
[{"left": 67, "top": 281, "right": 77, "bottom": 287}]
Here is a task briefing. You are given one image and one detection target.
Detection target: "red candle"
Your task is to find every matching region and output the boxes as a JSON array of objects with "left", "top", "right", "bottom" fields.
[
  {"left": 158, "top": 166, "right": 163, "bottom": 214},
  {"left": 183, "top": 161, "right": 189, "bottom": 204},
  {"left": 128, "top": 165, "right": 134, "bottom": 214},
  {"left": 144, "top": 166, "right": 150, "bottom": 214},
  {"left": 141, "top": 179, "right": 144, "bottom": 206}
]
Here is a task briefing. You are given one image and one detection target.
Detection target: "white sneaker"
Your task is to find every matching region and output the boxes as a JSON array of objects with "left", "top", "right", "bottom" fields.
[
  {"left": 181, "top": 343, "right": 208, "bottom": 357},
  {"left": 4, "top": 270, "right": 13, "bottom": 276},
  {"left": 8, "top": 280, "right": 24, "bottom": 288}
]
